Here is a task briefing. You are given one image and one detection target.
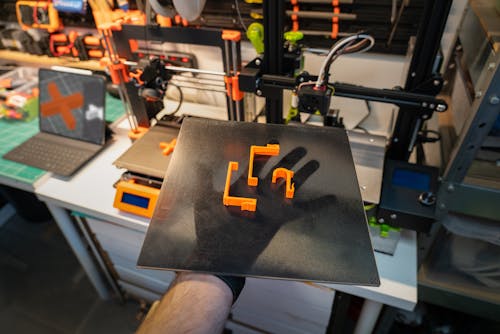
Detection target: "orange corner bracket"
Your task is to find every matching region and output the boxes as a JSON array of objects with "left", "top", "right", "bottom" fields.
[
  {"left": 272, "top": 167, "right": 295, "bottom": 199},
  {"left": 248, "top": 144, "right": 280, "bottom": 186},
  {"left": 223, "top": 161, "right": 257, "bottom": 211}
]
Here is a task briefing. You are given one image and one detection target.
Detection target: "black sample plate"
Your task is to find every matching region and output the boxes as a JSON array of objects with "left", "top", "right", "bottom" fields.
[{"left": 138, "top": 118, "right": 379, "bottom": 286}]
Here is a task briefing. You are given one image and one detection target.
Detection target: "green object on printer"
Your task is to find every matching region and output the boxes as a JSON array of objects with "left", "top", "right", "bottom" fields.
[
  {"left": 247, "top": 22, "right": 264, "bottom": 54},
  {"left": 284, "top": 31, "right": 304, "bottom": 45},
  {"left": 368, "top": 216, "right": 401, "bottom": 238}
]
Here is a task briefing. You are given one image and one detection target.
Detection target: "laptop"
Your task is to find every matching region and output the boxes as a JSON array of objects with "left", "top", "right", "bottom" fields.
[{"left": 3, "top": 68, "right": 107, "bottom": 177}]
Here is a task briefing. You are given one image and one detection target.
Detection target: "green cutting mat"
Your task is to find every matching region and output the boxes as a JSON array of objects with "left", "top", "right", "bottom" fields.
[
  {"left": 105, "top": 94, "right": 126, "bottom": 123},
  {"left": 0, "top": 95, "right": 125, "bottom": 185}
]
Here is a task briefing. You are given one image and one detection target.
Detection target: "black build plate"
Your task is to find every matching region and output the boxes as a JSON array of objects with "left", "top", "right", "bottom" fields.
[{"left": 138, "top": 118, "right": 379, "bottom": 286}]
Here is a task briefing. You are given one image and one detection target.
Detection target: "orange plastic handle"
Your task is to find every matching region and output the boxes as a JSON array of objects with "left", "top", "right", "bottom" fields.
[
  {"left": 272, "top": 167, "right": 295, "bottom": 199},
  {"left": 223, "top": 161, "right": 257, "bottom": 211},
  {"left": 248, "top": 144, "right": 280, "bottom": 186}
]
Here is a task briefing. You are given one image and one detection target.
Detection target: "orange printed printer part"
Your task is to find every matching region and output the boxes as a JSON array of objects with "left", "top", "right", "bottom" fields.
[{"left": 16, "top": 1, "right": 62, "bottom": 33}]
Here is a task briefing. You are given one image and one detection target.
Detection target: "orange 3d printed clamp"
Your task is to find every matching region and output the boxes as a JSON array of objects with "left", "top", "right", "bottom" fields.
[
  {"left": 159, "top": 138, "right": 177, "bottom": 156},
  {"left": 223, "top": 161, "right": 257, "bottom": 211},
  {"left": 272, "top": 168, "right": 295, "bottom": 199},
  {"left": 248, "top": 144, "right": 280, "bottom": 186}
]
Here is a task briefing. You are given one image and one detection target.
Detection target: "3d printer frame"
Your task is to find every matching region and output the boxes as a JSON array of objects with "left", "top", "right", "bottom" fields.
[
  {"left": 246, "top": 0, "right": 453, "bottom": 162},
  {"left": 111, "top": 24, "right": 245, "bottom": 125}
]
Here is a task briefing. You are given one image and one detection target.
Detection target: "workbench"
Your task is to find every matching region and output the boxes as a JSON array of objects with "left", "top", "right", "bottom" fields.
[
  {"left": 0, "top": 56, "right": 417, "bottom": 333},
  {"left": 32, "top": 115, "right": 417, "bottom": 334}
]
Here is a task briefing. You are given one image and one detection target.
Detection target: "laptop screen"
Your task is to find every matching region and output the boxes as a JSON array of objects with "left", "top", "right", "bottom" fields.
[{"left": 38, "top": 68, "right": 106, "bottom": 145}]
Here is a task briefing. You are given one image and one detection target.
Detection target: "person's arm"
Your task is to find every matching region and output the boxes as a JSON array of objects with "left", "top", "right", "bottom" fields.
[{"left": 136, "top": 272, "right": 233, "bottom": 334}]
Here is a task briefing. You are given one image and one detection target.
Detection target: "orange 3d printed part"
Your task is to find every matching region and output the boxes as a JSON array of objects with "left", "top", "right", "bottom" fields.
[
  {"left": 272, "top": 168, "right": 295, "bottom": 199},
  {"left": 159, "top": 138, "right": 177, "bottom": 156},
  {"left": 248, "top": 144, "right": 280, "bottom": 186},
  {"left": 113, "top": 180, "right": 160, "bottom": 218},
  {"left": 223, "top": 161, "right": 257, "bottom": 211}
]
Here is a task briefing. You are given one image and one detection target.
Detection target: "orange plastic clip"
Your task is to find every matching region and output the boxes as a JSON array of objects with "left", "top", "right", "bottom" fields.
[
  {"left": 100, "top": 58, "right": 130, "bottom": 85},
  {"left": 222, "top": 30, "right": 241, "bottom": 42},
  {"left": 128, "top": 126, "right": 149, "bottom": 140},
  {"left": 157, "top": 15, "right": 172, "bottom": 27},
  {"left": 159, "top": 138, "right": 177, "bottom": 156},
  {"left": 272, "top": 168, "right": 295, "bottom": 199},
  {"left": 248, "top": 144, "right": 280, "bottom": 186},
  {"left": 224, "top": 75, "right": 244, "bottom": 101},
  {"left": 129, "top": 69, "right": 144, "bottom": 85},
  {"left": 223, "top": 162, "right": 257, "bottom": 211}
]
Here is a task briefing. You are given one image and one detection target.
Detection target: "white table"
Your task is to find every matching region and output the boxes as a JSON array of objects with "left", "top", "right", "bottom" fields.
[{"left": 36, "top": 118, "right": 417, "bottom": 333}]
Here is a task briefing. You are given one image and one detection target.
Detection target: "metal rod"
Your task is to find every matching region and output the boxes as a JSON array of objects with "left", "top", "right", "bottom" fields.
[
  {"left": 164, "top": 65, "right": 226, "bottom": 76},
  {"left": 232, "top": 40, "right": 241, "bottom": 122},
  {"left": 171, "top": 75, "right": 225, "bottom": 87},
  {"left": 387, "top": 0, "right": 407, "bottom": 47},
  {"left": 169, "top": 82, "right": 226, "bottom": 93},
  {"left": 45, "top": 204, "right": 110, "bottom": 300},
  {"left": 408, "top": 118, "right": 422, "bottom": 152},
  {"left": 391, "top": 0, "right": 397, "bottom": 23},
  {"left": 300, "top": 30, "right": 351, "bottom": 37},
  {"left": 285, "top": 10, "right": 357, "bottom": 20},
  {"left": 101, "top": 28, "right": 138, "bottom": 130},
  {"left": 223, "top": 39, "right": 235, "bottom": 121},
  {"left": 74, "top": 216, "right": 124, "bottom": 302}
]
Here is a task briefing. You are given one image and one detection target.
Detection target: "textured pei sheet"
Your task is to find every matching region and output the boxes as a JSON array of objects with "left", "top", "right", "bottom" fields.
[{"left": 138, "top": 118, "right": 379, "bottom": 286}]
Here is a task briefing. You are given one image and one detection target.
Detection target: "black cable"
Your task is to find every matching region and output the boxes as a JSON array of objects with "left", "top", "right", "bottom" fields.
[
  {"left": 419, "top": 129, "right": 441, "bottom": 143},
  {"left": 354, "top": 126, "right": 370, "bottom": 134},
  {"left": 165, "top": 82, "right": 183, "bottom": 115},
  {"left": 234, "top": 0, "right": 247, "bottom": 32}
]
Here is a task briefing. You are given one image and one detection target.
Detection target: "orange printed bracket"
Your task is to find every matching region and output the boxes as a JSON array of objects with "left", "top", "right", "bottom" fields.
[
  {"left": 223, "top": 161, "right": 257, "bottom": 211},
  {"left": 248, "top": 144, "right": 280, "bottom": 186},
  {"left": 272, "top": 168, "right": 295, "bottom": 199},
  {"left": 159, "top": 138, "right": 177, "bottom": 156}
]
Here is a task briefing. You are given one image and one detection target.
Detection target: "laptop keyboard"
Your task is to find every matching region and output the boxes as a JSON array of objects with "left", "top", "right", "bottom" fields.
[{"left": 6, "top": 138, "right": 96, "bottom": 176}]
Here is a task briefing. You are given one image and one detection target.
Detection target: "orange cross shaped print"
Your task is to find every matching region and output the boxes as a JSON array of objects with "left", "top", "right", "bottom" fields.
[{"left": 40, "top": 81, "right": 84, "bottom": 130}]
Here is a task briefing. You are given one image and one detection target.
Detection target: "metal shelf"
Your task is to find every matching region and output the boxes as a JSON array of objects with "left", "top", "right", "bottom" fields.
[
  {"left": 418, "top": 231, "right": 500, "bottom": 321},
  {"left": 0, "top": 50, "right": 104, "bottom": 71}
]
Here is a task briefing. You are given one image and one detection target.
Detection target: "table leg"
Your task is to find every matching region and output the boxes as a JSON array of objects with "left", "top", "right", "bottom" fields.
[
  {"left": 353, "top": 299, "right": 384, "bottom": 334},
  {"left": 46, "top": 203, "right": 110, "bottom": 300}
]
